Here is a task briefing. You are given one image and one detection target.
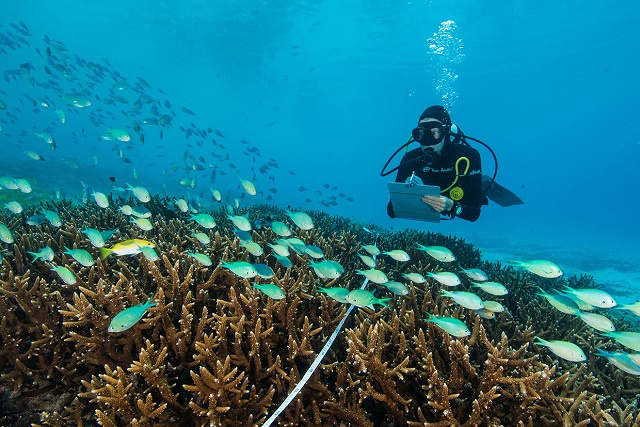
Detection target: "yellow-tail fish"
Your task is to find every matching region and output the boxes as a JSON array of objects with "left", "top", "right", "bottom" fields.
[{"left": 100, "top": 239, "right": 155, "bottom": 260}]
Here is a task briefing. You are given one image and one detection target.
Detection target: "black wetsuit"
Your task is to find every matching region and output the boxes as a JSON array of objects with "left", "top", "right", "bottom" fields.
[{"left": 387, "top": 141, "right": 483, "bottom": 222}]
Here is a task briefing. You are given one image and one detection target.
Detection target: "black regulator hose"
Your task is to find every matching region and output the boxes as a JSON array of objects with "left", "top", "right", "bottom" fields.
[
  {"left": 379, "top": 126, "right": 499, "bottom": 196},
  {"left": 380, "top": 137, "right": 416, "bottom": 177}
]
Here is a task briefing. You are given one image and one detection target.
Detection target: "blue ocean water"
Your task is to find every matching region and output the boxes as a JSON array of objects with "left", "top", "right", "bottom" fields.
[{"left": 1, "top": 1, "right": 639, "bottom": 296}]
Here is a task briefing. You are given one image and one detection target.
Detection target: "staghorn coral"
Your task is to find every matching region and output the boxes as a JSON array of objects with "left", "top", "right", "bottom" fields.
[{"left": 0, "top": 201, "right": 639, "bottom": 426}]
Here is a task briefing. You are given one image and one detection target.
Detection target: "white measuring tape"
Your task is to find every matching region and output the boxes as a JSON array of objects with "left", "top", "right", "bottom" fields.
[
  {"left": 261, "top": 278, "right": 368, "bottom": 427},
  {"left": 261, "top": 232, "right": 379, "bottom": 426}
]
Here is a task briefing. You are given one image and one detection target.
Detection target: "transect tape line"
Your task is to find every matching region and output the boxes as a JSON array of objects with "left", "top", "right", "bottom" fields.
[{"left": 262, "top": 252, "right": 377, "bottom": 426}]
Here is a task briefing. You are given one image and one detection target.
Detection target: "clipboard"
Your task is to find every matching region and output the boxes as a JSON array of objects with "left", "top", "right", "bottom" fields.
[{"left": 388, "top": 182, "right": 441, "bottom": 223}]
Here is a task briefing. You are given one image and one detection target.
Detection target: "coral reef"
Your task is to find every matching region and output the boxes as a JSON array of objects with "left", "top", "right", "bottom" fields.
[{"left": 1, "top": 199, "right": 639, "bottom": 426}]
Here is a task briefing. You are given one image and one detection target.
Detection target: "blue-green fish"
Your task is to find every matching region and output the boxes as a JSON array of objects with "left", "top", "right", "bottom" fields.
[
  {"left": 536, "top": 287, "right": 580, "bottom": 315},
  {"left": 358, "top": 254, "right": 376, "bottom": 268},
  {"left": 272, "top": 254, "right": 293, "bottom": 269},
  {"left": 382, "top": 281, "right": 409, "bottom": 296},
  {"left": 252, "top": 283, "right": 285, "bottom": 300},
  {"left": 356, "top": 269, "right": 388, "bottom": 284},
  {"left": 285, "top": 210, "right": 314, "bottom": 230},
  {"left": 82, "top": 228, "right": 105, "bottom": 247},
  {"left": 126, "top": 184, "right": 151, "bottom": 203},
  {"left": 345, "top": 289, "right": 390, "bottom": 308},
  {"left": 234, "top": 229, "right": 253, "bottom": 243},
  {"left": 426, "top": 271, "right": 461, "bottom": 287},
  {"left": 131, "top": 217, "right": 153, "bottom": 231},
  {"left": 424, "top": 313, "right": 470, "bottom": 337},
  {"left": 270, "top": 221, "right": 292, "bottom": 237},
  {"left": 241, "top": 241, "right": 263, "bottom": 256},
  {"left": 63, "top": 247, "right": 95, "bottom": 267},
  {"left": 26, "top": 214, "right": 47, "bottom": 226},
  {"left": 459, "top": 267, "right": 489, "bottom": 281},
  {"left": 594, "top": 348, "right": 640, "bottom": 375},
  {"left": 190, "top": 213, "right": 216, "bottom": 229},
  {"left": 304, "top": 245, "right": 324, "bottom": 259},
  {"left": 402, "top": 272, "right": 426, "bottom": 284},
  {"left": 562, "top": 286, "right": 616, "bottom": 308},
  {"left": 108, "top": 295, "right": 157, "bottom": 333},
  {"left": 534, "top": 337, "right": 586, "bottom": 362},
  {"left": 4, "top": 201, "right": 23, "bottom": 214},
  {"left": 40, "top": 208, "right": 62, "bottom": 227},
  {"left": 601, "top": 331, "right": 640, "bottom": 352},
  {"left": 317, "top": 286, "right": 350, "bottom": 303},
  {"left": 615, "top": 302, "right": 640, "bottom": 317},
  {"left": 139, "top": 245, "right": 159, "bottom": 262},
  {"left": 220, "top": 261, "right": 257, "bottom": 278},
  {"left": 575, "top": 311, "right": 615, "bottom": 332},
  {"left": 310, "top": 260, "right": 344, "bottom": 279},
  {"left": 28, "top": 246, "right": 55, "bottom": 262},
  {"left": 192, "top": 232, "right": 211, "bottom": 245},
  {"left": 416, "top": 244, "right": 456, "bottom": 262},
  {"left": 471, "top": 281, "right": 508, "bottom": 296},
  {"left": 100, "top": 229, "right": 119, "bottom": 242},
  {"left": 383, "top": 250, "right": 410, "bottom": 262},
  {"left": 51, "top": 265, "right": 76, "bottom": 285},
  {"left": 268, "top": 243, "right": 289, "bottom": 257},
  {"left": 189, "top": 252, "right": 212, "bottom": 266},
  {"left": 0, "top": 223, "right": 14, "bottom": 244},
  {"left": 441, "top": 290, "right": 484, "bottom": 310},
  {"left": 360, "top": 244, "right": 380, "bottom": 256},
  {"left": 252, "top": 263, "right": 275, "bottom": 279},
  {"left": 507, "top": 259, "right": 562, "bottom": 278},
  {"left": 482, "top": 300, "right": 505, "bottom": 313},
  {"left": 131, "top": 206, "right": 152, "bottom": 218},
  {"left": 227, "top": 215, "right": 252, "bottom": 231}
]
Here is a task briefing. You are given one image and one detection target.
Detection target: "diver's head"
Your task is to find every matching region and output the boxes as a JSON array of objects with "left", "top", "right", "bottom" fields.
[{"left": 412, "top": 105, "right": 451, "bottom": 148}]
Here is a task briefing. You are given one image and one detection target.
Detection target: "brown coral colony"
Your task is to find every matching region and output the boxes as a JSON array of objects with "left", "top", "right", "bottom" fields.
[{"left": 1, "top": 197, "right": 639, "bottom": 426}]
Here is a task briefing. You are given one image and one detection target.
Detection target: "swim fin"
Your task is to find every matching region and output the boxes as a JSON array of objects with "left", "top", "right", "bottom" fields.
[{"left": 482, "top": 175, "right": 524, "bottom": 207}]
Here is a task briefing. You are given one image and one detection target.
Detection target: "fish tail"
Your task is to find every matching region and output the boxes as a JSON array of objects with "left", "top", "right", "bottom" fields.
[
  {"left": 379, "top": 298, "right": 392, "bottom": 308},
  {"left": 423, "top": 312, "right": 435, "bottom": 322},
  {"left": 533, "top": 336, "right": 547, "bottom": 346},
  {"left": 534, "top": 286, "right": 547, "bottom": 295},
  {"left": 145, "top": 293, "right": 157, "bottom": 308},
  {"left": 99, "top": 247, "right": 112, "bottom": 260},
  {"left": 593, "top": 347, "right": 611, "bottom": 357},
  {"left": 27, "top": 251, "right": 39, "bottom": 262},
  {"left": 505, "top": 260, "right": 522, "bottom": 267}
]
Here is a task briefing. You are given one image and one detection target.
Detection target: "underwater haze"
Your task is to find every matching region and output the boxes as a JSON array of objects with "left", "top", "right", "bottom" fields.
[{"left": 1, "top": 2, "right": 639, "bottom": 291}]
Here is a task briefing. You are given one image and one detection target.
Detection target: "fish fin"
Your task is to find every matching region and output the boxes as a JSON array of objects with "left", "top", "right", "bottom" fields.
[{"left": 99, "top": 247, "right": 112, "bottom": 260}]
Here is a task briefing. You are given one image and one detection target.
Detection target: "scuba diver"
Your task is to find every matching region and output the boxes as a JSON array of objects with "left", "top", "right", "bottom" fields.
[{"left": 381, "top": 105, "right": 522, "bottom": 222}]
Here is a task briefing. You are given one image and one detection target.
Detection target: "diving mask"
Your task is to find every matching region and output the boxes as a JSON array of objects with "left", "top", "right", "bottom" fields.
[{"left": 412, "top": 119, "right": 445, "bottom": 146}]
